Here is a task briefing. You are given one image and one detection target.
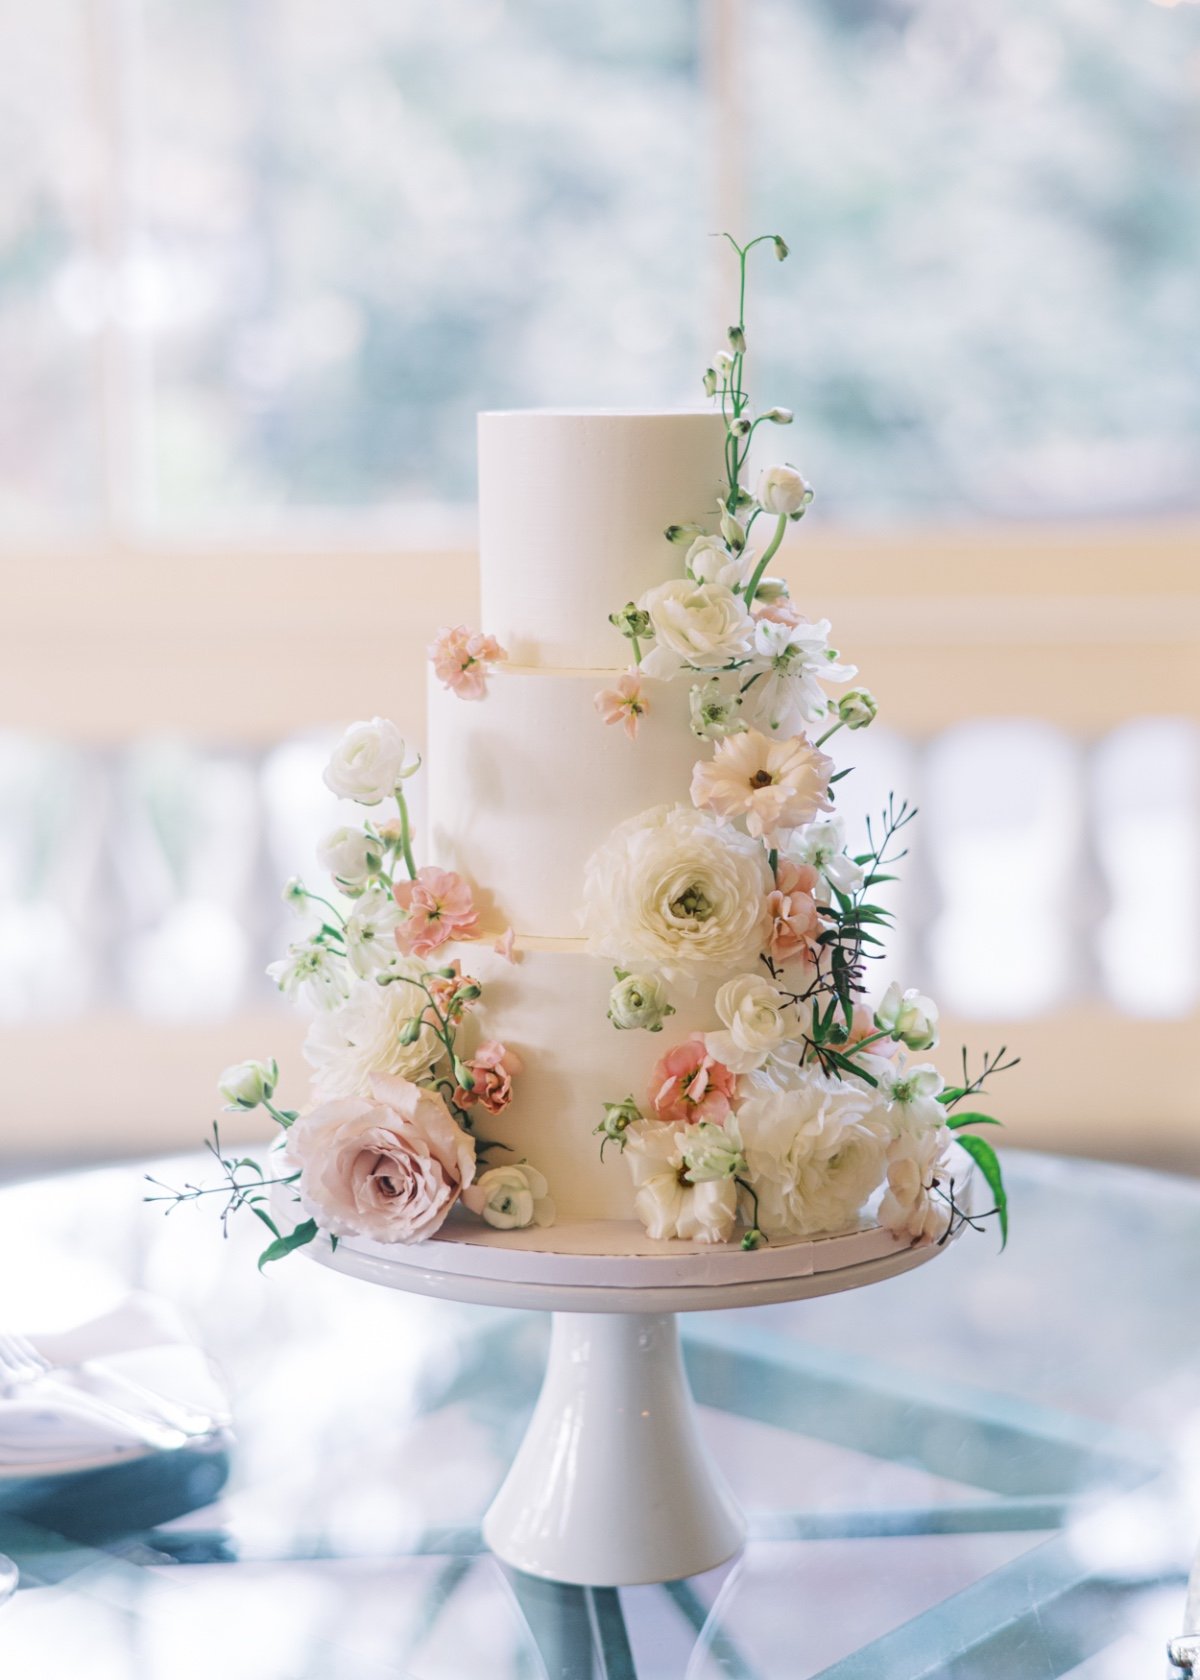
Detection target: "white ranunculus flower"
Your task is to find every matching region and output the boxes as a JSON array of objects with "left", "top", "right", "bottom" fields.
[
  {"left": 638, "top": 579, "right": 753, "bottom": 680},
  {"left": 607, "top": 972, "right": 675, "bottom": 1033},
  {"left": 267, "top": 940, "right": 351, "bottom": 1011},
  {"left": 303, "top": 966, "right": 444, "bottom": 1099},
  {"left": 681, "top": 1118, "right": 747, "bottom": 1184},
  {"left": 878, "top": 1125, "right": 955, "bottom": 1246},
  {"left": 756, "top": 464, "right": 813, "bottom": 516},
  {"left": 465, "top": 1163, "right": 555, "bottom": 1230},
  {"left": 322, "top": 718, "right": 409, "bottom": 805},
  {"left": 217, "top": 1057, "right": 278, "bottom": 1110},
  {"left": 582, "top": 804, "right": 773, "bottom": 984},
  {"left": 625, "top": 1121, "right": 738, "bottom": 1244},
  {"left": 706, "top": 974, "right": 793, "bottom": 1073},
  {"left": 789, "top": 817, "right": 865, "bottom": 900},
  {"left": 737, "top": 1069, "right": 889, "bottom": 1239},
  {"left": 317, "top": 826, "right": 382, "bottom": 894},
  {"left": 342, "top": 888, "right": 404, "bottom": 979},
  {"left": 874, "top": 982, "right": 940, "bottom": 1052}
]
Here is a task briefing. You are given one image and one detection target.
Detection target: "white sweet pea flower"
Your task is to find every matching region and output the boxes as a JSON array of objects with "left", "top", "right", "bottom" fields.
[
  {"left": 681, "top": 1118, "right": 747, "bottom": 1184},
  {"left": 464, "top": 1163, "right": 555, "bottom": 1230},
  {"left": 638, "top": 579, "right": 753, "bottom": 680},
  {"left": 870, "top": 1061, "right": 946, "bottom": 1139},
  {"left": 625, "top": 1121, "right": 739, "bottom": 1244},
  {"left": 317, "top": 826, "right": 382, "bottom": 895},
  {"left": 745, "top": 618, "right": 857, "bottom": 734},
  {"left": 706, "top": 974, "right": 793, "bottom": 1074},
  {"left": 267, "top": 940, "right": 351, "bottom": 1011},
  {"left": 878, "top": 1125, "right": 955, "bottom": 1246},
  {"left": 790, "top": 817, "right": 865, "bottom": 899},
  {"left": 342, "top": 888, "right": 404, "bottom": 979},
  {"left": 874, "top": 982, "right": 940, "bottom": 1052},
  {"left": 756, "top": 464, "right": 813, "bottom": 516},
  {"left": 217, "top": 1057, "right": 278, "bottom": 1111},
  {"left": 323, "top": 718, "right": 412, "bottom": 806}
]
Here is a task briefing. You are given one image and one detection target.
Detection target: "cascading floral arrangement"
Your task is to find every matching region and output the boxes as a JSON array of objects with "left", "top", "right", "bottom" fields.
[
  {"left": 585, "top": 232, "right": 1014, "bottom": 1253},
  {"left": 147, "top": 705, "right": 553, "bottom": 1269}
]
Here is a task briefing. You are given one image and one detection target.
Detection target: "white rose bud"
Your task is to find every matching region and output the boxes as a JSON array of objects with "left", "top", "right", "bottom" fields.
[
  {"left": 763, "top": 407, "right": 793, "bottom": 424},
  {"left": 713, "top": 351, "right": 735, "bottom": 377},
  {"left": 756, "top": 465, "right": 814, "bottom": 517},
  {"left": 728, "top": 415, "right": 752, "bottom": 439},
  {"left": 316, "top": 826, "right": 383, "bottom": 893},
  {"left": 702, "top": 367, "right": 718, "bottom": 398},
  {"left": 719, "top": 508, "right": 747, "bottom": 552},
  {"left": 752, "top": 577, "right": 790, "bottom": 604},
  {"left": 727, "top": 324, "right": 746, "bottom": 354},
  {"left": 874, "top": 982, "right": 940, "bottom": 1052},
  {"left": 707, "top": 973, "right": 792, "bottom": 1072},
  {"left": 607, "top": 972, "right": 675, "bottom": 1033},
  {"left": 218, "top": 1057, "right": 278, "bottom": 1111},
  {"left": 322, "top": 718, "right": 408, "bottom": 806},
  {"left": 837, "top": 689, "right": 877, "bottom": 730},
  {"left": 468, "top": 1162, "right": 555, "bottom": 1230}
]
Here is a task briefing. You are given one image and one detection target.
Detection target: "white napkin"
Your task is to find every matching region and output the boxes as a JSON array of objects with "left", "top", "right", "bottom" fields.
[{"left": 0, "top": 1293, "right": 230, "bottom": 1474}]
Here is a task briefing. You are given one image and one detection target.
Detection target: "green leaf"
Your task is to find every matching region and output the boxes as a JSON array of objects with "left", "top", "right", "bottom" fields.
[
  {"left": 955, "top": 1135, "right": 1008, "bottom": 1248},
  {"left": 825, "top": 1049, "right": 878, "bottom": 1087},
  {"left": 945, "top": 1111, "right": 1003, "bottom": 1131},
  {"left": 937, "top": 1086, "right": 966, "bottom": 1106},
  {"left": 258, "top": 1218, "right": 319, "bottom": 1272},
  {"left": 249, "top": 1204, "right": 282, "bottom": 1240},
  {"left": 863, "top": 873, "right": 897, "bottom": 888}
]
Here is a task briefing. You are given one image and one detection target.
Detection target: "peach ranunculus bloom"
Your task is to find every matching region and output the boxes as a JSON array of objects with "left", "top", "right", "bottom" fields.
[
  {"left": 768, "top": 857, "right": 823, "bottom": 966},
  {"left": 285, "top": 1072, "right": 476, "bottom": 1244},
  {"left": 690, "top": 728, "right": 834, "bottom": 841},
  {"left": 429, "top": 624, "right": 507, "bottom": 700},
  {"left": 393, "top": 867, "right": 479, "bottom": 957},
  {"left": 594, "top": 672, "right": 650, "bottom": 741},
  {"left": 455, "top": 1040, "right": 523, "bottom": 1114},
  {"left": 649, "top": 1034, "right": 737, "bottom": 1127}
]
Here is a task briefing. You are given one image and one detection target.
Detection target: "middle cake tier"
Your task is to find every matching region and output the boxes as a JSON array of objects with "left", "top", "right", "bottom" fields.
[{"left": 426, "top": 664, "right": 701, "bottom": 938}]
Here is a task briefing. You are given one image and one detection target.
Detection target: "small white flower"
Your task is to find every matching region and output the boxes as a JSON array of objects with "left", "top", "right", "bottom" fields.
[
  {"left": 342, "top": 888, "right": 404, "bottom": 979},
  {"left": 607, "top": 972, "right": 675, "bottom": 1033},
  {"left": 837, "top": 688, "right": 877, "bottom": 730},
  {"left": 582, "top": 804, "right": 773, "bottom": 984},
  {"left": 790, "top": 817, "right": 865, "bottom": 899},
  {"left": 466, "top": 1163, "right": 555, "bottom": 1230},
  {"left": 738, "top": 1069, "right": 889, "bottom": 1239},
  {"left": 745, "top": 618, "right": 857, "bottom": 735},
  {"left": 878, "top": 1126, "right": 955, "bottom": 1246},
  {"left": 625, "top": 1121, "right": 738, "bottom": 1244},
  {"left": 217, "top": 1057, "right": 278, "bottom": 1110},
  {"left": 689, "top": 678, "right": 746, "bottom": 741},
  {"left": 706, "top": 974, "right": 793, "bottom": 1073},
  {"left": 317, "top": 826, "right": 383, "bottom": 894},
  {"left": 323, "top": 718, "right": 410, "bottom": 806},
  {"left": 875, "top": 982, "right": 940, "bottom": 1052},
  {"left": 685, "top": 534, "right": 748, "bottom": 590},
  {"left": 302, "top": 964, "right": 443, "bottom": 1098},
  {"left": 868, "top": 1061, "right": 946, "bottom": 1139},
  {"left": 756, "top": 464, "right": 813, "bottom": 516},
  {"left": 267, "top": 941, "right": 351, "bottom": 1011},
  {"left": 638, "top": 579, "right": 753, "bottom": 680},
  {"left": 681, "top": 1118, "right": 747, "bottom": 1184}
]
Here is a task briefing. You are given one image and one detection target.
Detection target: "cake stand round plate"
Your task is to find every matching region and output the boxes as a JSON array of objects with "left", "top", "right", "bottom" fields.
[{"left": 309, "top": 1216, "right": 953, "bottom": 1587}]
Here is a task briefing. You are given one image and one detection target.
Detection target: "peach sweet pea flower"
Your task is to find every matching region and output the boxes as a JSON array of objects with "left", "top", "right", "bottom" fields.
[
  {"left": 768, "top": 858, "right": 823, "bottom": 965},
  {"left": 493, "top": 927, "right": 518, "bottom": 964},
  {"left": 423, "top": 960, "right": 481, "bottom": 1025},
  {"left": 650, "top": 1034, "right": 737, "bottom": 1127},
  {"left": 594, "top": 672, "right": 649, "bottom": 741},
  {"left": 752, "top": 596, "right": 803, "bottom": 629},
  {"left": 429, "top": 624, "right": 507, "bottom": 700},
  {"left": 285, "top": 1072, "right": 475, "bottom": 1244},
  {"left": 393, "top": 867, "right": 479, "bottom": 957},
  {"left": 691, "top": 728, "right": 834, "bottom": 841},
  {"left": 455, "top": 1040, "right": 523, "bottom": 1114}
]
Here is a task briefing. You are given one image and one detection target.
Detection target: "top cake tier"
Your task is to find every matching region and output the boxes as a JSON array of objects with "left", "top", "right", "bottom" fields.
[{"left": 478, "top": 409, "right": 729, "bottom": 669}]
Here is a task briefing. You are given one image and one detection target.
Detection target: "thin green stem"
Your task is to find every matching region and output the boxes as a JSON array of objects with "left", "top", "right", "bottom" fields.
[
  {"left": 396, "top": 785, "right": 417, "bottom": 881},
  {"left": 298, "top": 888, "right": 346, "bottom": 928},
  {"left": 815, "top": 718, "right": 845, "bottom": 749},
  {"left": 741, "top": 513, "right": 788, "bottom": 608},
  {"left": 630, "top": 634, "right": 642, "bottom": 665}
]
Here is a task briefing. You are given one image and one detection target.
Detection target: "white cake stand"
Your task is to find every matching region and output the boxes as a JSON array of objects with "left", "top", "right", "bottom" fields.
[{"left": 309, "top": 1215, "right": 951, "bottom": 1587}]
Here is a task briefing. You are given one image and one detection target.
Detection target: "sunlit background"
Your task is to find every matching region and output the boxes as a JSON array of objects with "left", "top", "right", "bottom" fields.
[{"left": 2, "top": 0, "right": 1198, "bottom": 1175}]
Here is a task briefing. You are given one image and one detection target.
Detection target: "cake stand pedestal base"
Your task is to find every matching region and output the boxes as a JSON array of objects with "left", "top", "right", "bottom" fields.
[{"left": 483, "top": 1310, "right": 742, "bottom": 1586}]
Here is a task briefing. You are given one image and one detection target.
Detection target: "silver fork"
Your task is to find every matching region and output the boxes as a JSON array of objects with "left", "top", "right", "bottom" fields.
[{"left": 0, "top": 1333, "right": 191, "bottom": 1453}]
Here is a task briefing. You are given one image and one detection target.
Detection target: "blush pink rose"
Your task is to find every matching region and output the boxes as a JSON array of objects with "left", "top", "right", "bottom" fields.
[
  {"left": 285, "top": 1072, "right": 476, "bottom": 1243},
  {"left": 649, "top": 1034, "right": 737, "bottom": 1126},
  {"left": 429, "top": 624, "right": 507, "bottom": 700},
  {"left": 393, "top": 867, "right": 479, "bottom": 956},
  {"left": 455, "top": 1039, "right": 523, "bottom": 1114},
  {"left": 768, "top": 858, "right": 823, "bottom": 965}
]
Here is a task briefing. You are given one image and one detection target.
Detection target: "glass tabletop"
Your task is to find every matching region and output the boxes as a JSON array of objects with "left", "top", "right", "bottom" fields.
[{"left": 0, "top": 1149, "right": 1197, "bottom": 1678}]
